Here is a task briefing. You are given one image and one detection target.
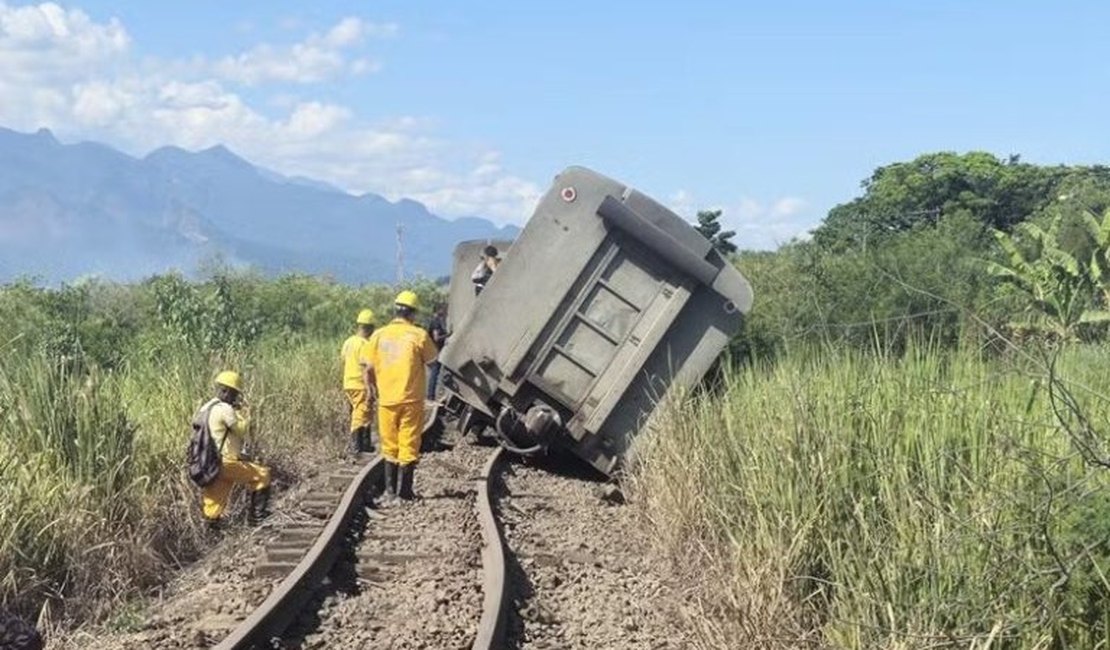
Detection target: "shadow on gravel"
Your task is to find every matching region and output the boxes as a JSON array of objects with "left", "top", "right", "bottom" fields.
[
  {"left": 423, "top": 488, "right": 474, "bottom": 501},
  {"left": 512, "top": 448, "right": 609, "bottom": 484}
]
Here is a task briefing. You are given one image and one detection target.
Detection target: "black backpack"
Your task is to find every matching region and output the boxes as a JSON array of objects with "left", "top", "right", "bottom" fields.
[{"left": 187, "top": 401, "right": 225, "bottom": 488}]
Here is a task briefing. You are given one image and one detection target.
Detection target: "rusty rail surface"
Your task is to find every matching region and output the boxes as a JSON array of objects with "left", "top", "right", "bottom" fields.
[
  {"left": 213, "top": 456, "right": 383, "bottom": 650},
  {"left": 473, "top": 446, "right": 508, "bottom": 650}
]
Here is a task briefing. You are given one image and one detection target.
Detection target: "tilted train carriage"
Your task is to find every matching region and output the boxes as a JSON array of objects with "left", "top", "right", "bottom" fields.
[{"left": 436, "top": 166, "right": 753, "bottom": 476}]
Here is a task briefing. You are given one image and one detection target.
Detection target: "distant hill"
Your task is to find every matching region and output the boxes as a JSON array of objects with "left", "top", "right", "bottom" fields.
[{"left": 0, "top": 127, "right": 519, "bottom": 284}]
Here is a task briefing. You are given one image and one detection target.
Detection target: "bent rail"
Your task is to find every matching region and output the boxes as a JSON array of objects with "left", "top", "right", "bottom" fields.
[
  {"left": 214, "top": 456, "right": 384, "bottom": 650},
  {"left": 473, "top": 447, "right": 508, "bottom": 650}
]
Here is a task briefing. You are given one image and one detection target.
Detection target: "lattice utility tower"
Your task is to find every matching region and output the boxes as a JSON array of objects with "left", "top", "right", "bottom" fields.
[{"left": 395, "top": 222, "right": 405, "bottom": 284}]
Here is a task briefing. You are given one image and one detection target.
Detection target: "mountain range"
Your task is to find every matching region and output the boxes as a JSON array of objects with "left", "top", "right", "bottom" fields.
[{"left": 0, "top": 126, "right": 519, "bottom": 284}]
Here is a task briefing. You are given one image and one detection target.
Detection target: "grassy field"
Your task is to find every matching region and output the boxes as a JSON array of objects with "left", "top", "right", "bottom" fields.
[
  {"left": 0, "top": 273, "right": 443, "bottom": 628},
  {"left": 0, "top": 341, "right": 349, "bottom": 626},
  {"left": 638, "top": 343, "right": 1110, "bottom": 648}
]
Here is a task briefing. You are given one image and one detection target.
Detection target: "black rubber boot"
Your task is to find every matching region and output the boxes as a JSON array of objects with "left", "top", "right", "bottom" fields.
[
  {"left": 359, "top": 426, "right": 374, "bottom": 453},
  {"left": 203, "top": 517, "right": 222, "bottom": 539},
  {"left": 0, "top": 607, "right": 43, "bottom": 650},
  {"left": 398, "top": 463, "right": 417, "bottom": 501},
  {"left": 347, "top": 429, "right": 362, "bottom": 456},
  {"left": 248, "top": 487, "right": 271, "bottom": 524},
  {"left": 382, "top": 461, "right": 399, "bottom": 505}
]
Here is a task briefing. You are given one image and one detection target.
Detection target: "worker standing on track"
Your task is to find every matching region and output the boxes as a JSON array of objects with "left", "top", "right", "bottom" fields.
[
  {"left": 360, "top": 291, "right": 438, "bottom": 503},
  {"left": 341, "top": 309, "right": 377, "bottom": 455},
  {"left": 197, "top": 371, "right": 271, "bottom": 529}
]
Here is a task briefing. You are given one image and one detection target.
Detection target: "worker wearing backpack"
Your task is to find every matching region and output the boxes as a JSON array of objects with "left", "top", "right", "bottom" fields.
[{"left": 196, "top": 371, "right": 271, "bottom": 529}]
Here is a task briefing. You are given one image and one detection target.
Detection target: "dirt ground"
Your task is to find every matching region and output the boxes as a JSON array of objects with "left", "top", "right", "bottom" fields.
[
  {"left": 498, "top": 454, "right": 697, "bottom": 649},
  {"left": 50, "top": 456, "right": 355, "bottom": 650}
]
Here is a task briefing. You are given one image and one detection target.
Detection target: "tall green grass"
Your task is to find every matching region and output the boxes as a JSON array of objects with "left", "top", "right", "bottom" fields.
[
  {"left": 639, "top": 344, "right": 1110, "bottom": 648},
  {"left": 0, "top": 341, "right": 348, "bottom": 625},
  {"left": 0, "top": 273, "right": 444, "bottom": 627}
]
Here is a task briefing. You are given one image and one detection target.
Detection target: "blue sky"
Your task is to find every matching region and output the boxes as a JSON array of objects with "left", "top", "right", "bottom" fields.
[{"left": 2, "top": 1, "right": 1107, "bottom": 248}]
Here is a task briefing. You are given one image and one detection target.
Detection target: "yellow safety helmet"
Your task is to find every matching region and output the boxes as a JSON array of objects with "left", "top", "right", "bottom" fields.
[
  {"left": 215, "top": 370, "right": 243, "bottom": 392},
  {"left": 356, "top": 309, "right": 376, "bottom": 325},
  {"left": 395, "top": 290, "right": 421, "bottom": 310}
]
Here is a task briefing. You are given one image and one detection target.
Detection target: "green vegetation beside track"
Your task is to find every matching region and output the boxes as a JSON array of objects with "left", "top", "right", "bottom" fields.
[
  {"left": 642, "top": 345, "right": 1110, "bottom": 648},
  {"left": 0, "top": 271, "right": 442, "bottom": 627}
]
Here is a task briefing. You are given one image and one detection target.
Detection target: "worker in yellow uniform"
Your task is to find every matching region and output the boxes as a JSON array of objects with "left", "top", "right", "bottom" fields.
[
  {"left": 360, "top": 290, "right": 438, "bottom": 503},
  {"left": 198, "top": 371, "right": 271, "bottom": 529},
  {"left": 341, "top": 309, "right": 376, "bottom": 455}
]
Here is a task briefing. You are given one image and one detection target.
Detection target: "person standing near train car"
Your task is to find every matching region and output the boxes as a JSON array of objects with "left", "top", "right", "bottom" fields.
[
  {"left": 341, "top": 309, "right": 376, "bottom": 455},
  {"left": 471, "top": 245, "right": 500, "bottom": 295},
  {"left": 197, "top": 371, "right": 271, "bottom": 529},
  {"left": 360, "top": 290, "right": 438, "bottom": 503},
  {"left": 425, "top": 303, "right": 448, "bottom": 400}
]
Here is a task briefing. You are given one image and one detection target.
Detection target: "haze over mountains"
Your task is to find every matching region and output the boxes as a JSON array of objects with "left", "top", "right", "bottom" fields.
[{"left": 0, "top": 126, "right": 519, "bottom": 284}]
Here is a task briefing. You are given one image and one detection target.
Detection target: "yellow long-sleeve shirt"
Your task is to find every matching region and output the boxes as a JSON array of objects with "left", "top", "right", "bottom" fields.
[
  {"left": 341, "top": 334, "right": 369, "bottom": 391},
  {"left": 359, "top": 318, "right": 437, "bottom": 406},
  {"left": 202, "top": 398, "right": 251, "bottom": 461}
]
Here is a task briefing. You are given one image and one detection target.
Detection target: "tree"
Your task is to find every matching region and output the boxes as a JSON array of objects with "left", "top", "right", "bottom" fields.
[
  {"left": 695, "top": 209, "right": 738, "bottom": 255},
  {"left": 811, "top": 152, "right": 1077, "bottom": 251},
  {"left": 987, "top": 209, "right": 1110, "bottom": 340}
]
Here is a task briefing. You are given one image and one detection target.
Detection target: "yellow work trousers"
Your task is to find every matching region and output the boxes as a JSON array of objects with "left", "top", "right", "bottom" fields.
[
  {"left": 378, "top": 402, "right": 425, "bottom": 466},
  {"left": 345, "top": 388, "right": 373, "bottom": 433},
  {"left": 201, "top": 459, "right": 271, "bottom": 521}
]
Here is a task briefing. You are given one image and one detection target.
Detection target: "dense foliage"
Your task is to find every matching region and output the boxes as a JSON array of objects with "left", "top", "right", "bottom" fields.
[{"left": 732, "top": 152, "right": 1110, "bottom": 359}]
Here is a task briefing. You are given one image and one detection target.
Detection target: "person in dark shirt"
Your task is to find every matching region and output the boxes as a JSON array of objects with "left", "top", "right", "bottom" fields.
[
  {"left": 471, "top": 245, "right": 500, "bottom": 295},
  {"left": 425, "top": 303, "right": 448, "bottom": 400}
]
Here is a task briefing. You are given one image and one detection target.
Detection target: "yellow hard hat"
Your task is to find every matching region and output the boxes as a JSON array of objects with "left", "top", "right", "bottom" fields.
[
  {"left": 395, "top": 290, "right": 421, "bottom": 310},
  {"left": 215, "top": 370, "right": 243, "bottom": 392},
  {"left": 356, "top": 309, "right": 375, "bottom": 325}
]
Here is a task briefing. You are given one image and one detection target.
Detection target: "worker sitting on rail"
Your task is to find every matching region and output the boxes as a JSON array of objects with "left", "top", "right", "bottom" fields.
[
  {"left": 360, "top": 290, "right": 438, "bottom": 503},
  {"left": 471, "top": 245, "right": 500, "bottom": 295},
  {"left": 197, "top": 371, "right": 272, "bottom": 529},
  {"left": 425, "top": 303, "right": 448, "bottom": 400},
  {"left": 341, "top": 309, "right": 377, "bottom": 455}
]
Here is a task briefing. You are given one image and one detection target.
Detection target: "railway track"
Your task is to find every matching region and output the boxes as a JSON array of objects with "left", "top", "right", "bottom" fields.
[
  {"left": 202, "top": 440, "right": 509, "bottom": 650},
  {"left": 79, "top": 425, "right": 684, "bottom": 649},
  {"left": 496, "top": 454, "right": 688, "bottom": 649}
]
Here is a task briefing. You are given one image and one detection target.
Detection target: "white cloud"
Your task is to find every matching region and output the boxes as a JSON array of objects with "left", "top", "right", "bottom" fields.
[
  {"left": 0, "top": 2, "right": 128, "bottom": 70},
  {"left": 770, "top": 196, "right": 807, "bottom": 218},
  {"left": 212, "top": 16, "right": 390, "bottom": 85},
  {"left": 285, "top": 101, "right": 350, "bottom": 137},
  {"left": 72, "top": 79, "right": 132, "bottom": 125},
  {"left": 668, "top": 189, "right": 695, "bottom": 217},
  {"left": 668, "top": 189, "right": 816, "bottom": 250},
  {"left": 0, "top": 4, "right": 540, "bottom": 224}
]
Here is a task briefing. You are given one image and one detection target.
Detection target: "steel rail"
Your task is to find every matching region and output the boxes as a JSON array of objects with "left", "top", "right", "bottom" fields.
[
  {"left": 213, "top": 456, "right": 383, "bottom": 650},
  {"left": 472, "top": 447, "right": 508, "bottom": 650}
]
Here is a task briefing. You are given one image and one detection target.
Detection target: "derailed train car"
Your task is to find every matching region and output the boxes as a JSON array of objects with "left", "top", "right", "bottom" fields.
[{"left": 437, "top": 166, "right": 753, "bottom": 476}]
